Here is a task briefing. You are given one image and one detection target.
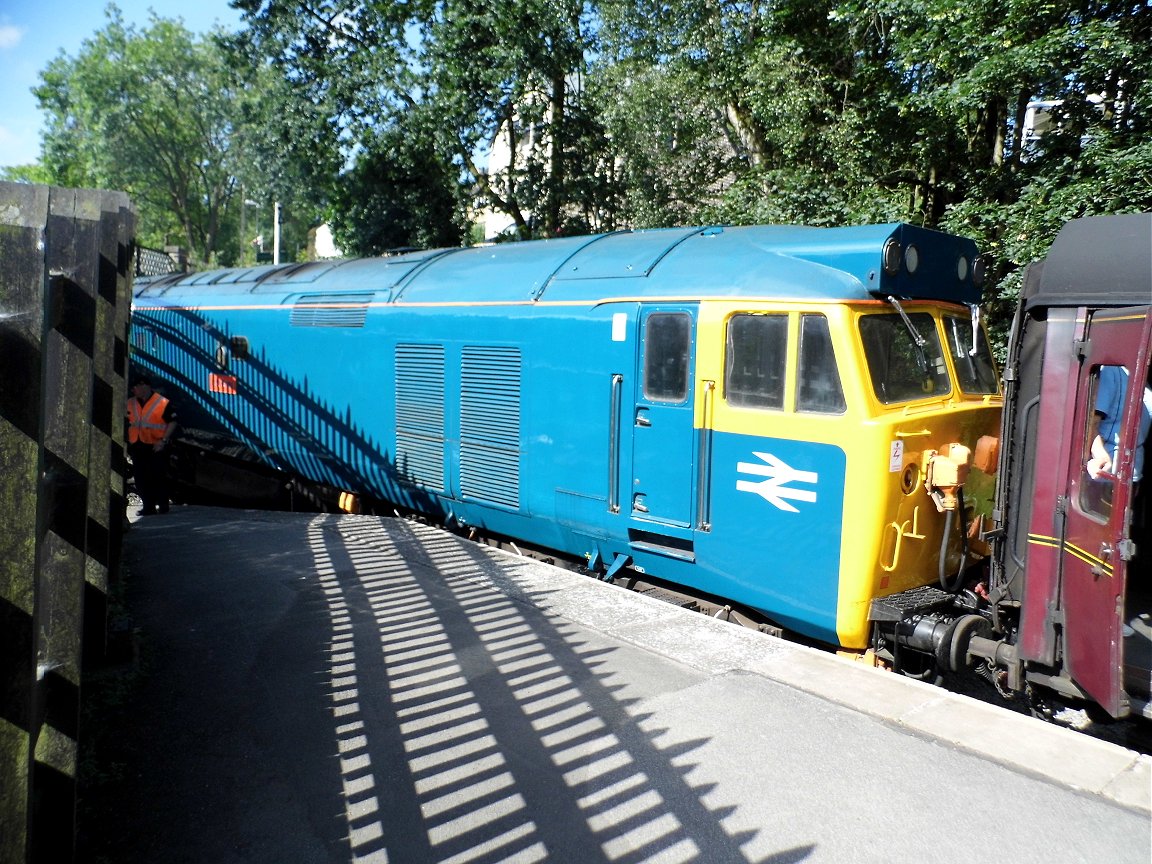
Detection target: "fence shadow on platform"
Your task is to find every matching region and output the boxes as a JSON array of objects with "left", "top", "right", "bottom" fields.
[{"left": 305, "top": 514, "right": 816, "bottom": 864}]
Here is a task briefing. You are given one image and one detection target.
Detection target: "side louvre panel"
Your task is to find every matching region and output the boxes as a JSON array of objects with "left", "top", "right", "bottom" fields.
[
  {"left": 460, "top": 346, "right": 521, "bottom": 508},
  {"left": 290, "top": 293, "right": 371, "bottom": 328},
  {"left": 395, "top": 344, "right": 446, "bottom": 490}
]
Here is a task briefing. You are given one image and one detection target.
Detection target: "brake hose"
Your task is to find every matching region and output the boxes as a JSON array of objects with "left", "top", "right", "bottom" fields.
[{"left": 938, "top": 487, "right": 970, "bottom": 593}]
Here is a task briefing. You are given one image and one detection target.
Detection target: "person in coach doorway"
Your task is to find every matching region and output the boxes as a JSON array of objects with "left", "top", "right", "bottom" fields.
[{"left": 127, "top": 372, "right": 178, "bottom": 515}]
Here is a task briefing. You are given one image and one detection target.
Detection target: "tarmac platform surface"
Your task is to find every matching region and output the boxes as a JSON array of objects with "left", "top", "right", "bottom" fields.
[{"left": 104, "top": 506, "right": 1152, "bottom": 863}]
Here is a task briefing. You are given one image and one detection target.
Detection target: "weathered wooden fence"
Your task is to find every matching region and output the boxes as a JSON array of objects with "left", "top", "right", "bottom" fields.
[{"left": 0, "top": 182, "right": 135, "bottom": 863}]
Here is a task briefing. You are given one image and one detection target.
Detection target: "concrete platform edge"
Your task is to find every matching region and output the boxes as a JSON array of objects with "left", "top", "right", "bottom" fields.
[{"left": 466, "top": 539, "right": 1152, "bottom": 817}]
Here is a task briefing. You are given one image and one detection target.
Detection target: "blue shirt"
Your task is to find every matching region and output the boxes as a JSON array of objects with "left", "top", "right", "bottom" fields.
[{"left": 1095, "top": 366, "right": 1152, "bottom": 482}]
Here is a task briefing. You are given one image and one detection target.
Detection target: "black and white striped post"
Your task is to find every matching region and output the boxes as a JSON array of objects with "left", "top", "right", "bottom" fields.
[{"left": 0, "top": 181, "right": 135, "bottom": 863}]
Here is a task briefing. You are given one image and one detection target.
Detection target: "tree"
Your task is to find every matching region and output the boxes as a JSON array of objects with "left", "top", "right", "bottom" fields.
[
  {"left": 896, "top": 0, "right": 1152, "bottom": 336},
  {"left": 220, "top": 37, "right": 343, "bottom": 259},
  {"left": 594, "top": 0, "right": 912, "bottom": 227},
  {"left": 328, "top": 123, "right": 467, "bottom": 255},
  {"left": 0, "top": 165, "right": 54, "bottom": 185},
  {"left": 34, "top": 5, "right": 246, "bottom": 265},
  {"left": 233, "top": 0, "right": 610, "bottom": 239}
]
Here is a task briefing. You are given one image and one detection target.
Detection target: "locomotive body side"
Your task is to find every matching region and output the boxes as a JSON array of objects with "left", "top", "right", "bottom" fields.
[{"left": 131, "top": 223, "right": 998, "bottom": 650}]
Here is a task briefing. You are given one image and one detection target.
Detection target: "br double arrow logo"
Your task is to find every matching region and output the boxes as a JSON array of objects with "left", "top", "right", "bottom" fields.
[{"left": 736, "top": 452, "right": 818, "bottom": 513}]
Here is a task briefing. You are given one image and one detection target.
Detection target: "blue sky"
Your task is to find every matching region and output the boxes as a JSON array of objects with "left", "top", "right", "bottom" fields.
[{"left": 0, "top": 1, "right": 243, "bottom": 169}]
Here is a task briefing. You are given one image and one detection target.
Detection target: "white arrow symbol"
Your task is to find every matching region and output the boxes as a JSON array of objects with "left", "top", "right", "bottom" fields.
[{"left": 736, "top": 451, "right": 818, "bottom": 513}]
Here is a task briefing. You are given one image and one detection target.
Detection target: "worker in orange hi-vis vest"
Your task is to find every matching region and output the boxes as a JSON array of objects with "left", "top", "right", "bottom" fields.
[{"left": 127, "top": 372, "right": 178, "bottom": 515}]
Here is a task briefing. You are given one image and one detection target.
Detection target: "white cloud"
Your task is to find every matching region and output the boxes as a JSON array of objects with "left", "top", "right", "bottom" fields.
[{"left": 0, "top": 25, "right": 24, "bottom": 50}]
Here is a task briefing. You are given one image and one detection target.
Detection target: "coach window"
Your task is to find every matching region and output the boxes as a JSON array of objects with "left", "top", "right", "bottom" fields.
[
  {"left": 859, "top": 312, "right": 950, "bottom": 404},
  {"left": 725, "top": 313, "right": 787, "bottom": 409},
  {"left": 644, "top": 312, "right": 692, "bottom": 402},
  {"left": 945, "top": 315, "right": 998, "bottom": 394},
  {"left": 797, "top": 314, "right": 846, "bottom": 413}
]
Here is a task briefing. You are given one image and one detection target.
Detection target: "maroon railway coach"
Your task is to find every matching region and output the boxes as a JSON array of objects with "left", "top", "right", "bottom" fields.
[{"left": 989, "top": 214, "right": 1151, "bottom": 719}]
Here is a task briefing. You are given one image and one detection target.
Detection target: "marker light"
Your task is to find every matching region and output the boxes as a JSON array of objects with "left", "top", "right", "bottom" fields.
[
  {"left": 904, "top": 244, "right": 920, "bottom": 274},
  {"left": 972, "top": 257, "right": 986, "bottom": 288},
  {"left": 882, "top": 238, "right": 902, "bottom": 275}
]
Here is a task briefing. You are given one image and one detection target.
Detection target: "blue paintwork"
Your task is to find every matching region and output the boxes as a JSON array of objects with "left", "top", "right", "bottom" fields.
[
  {"left": 699, "top": 433, "right": 846, "bottom": 643},
  {"left": 132, "top": 222, "right": 979, "bottom": 644}
]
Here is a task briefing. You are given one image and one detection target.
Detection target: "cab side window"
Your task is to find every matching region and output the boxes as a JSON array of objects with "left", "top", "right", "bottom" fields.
[
  {"left": 643, "top": 312, "right": 692, "bottom": 402},
  {"left": 945, "top": 315, "right": 998, "bottom": 395},
  {"left": 725, "top": 314, "right": 787, "bottom": 409},
  {"left": 797, "top": 314, "right": 846, "bottom": 414}
]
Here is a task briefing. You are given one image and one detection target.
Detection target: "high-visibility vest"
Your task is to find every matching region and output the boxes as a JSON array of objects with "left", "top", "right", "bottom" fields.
[{"left": 128, "top": 393, "right": 170, "bottom": 444}]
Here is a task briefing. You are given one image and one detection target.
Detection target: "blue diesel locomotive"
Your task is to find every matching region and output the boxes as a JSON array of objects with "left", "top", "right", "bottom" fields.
[{"left": 132, "top": 223, "right": 1001, "bottom": 661}]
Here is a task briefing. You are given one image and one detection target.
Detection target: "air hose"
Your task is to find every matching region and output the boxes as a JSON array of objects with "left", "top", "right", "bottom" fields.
[{"left": 938, "top": 487, "right": 969, "bottom": 593}]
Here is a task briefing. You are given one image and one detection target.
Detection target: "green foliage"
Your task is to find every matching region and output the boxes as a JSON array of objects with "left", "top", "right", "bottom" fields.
[
  {"left": 328, "top": 125, "right": 468, "bottom": 255},
  {"left": 27, "top": 0, "right": 1151, "bottom": 329},
  {"left": 34, "top": 6, "right": 245, "bottom": 265},
  {"left": 0, "top": 164, "right": 54, "bottom": 184},
  {"left": 235, "top": 0, "right": 609, "bottom": 239},
  {"left": 589, "top": 61, "right": 734, "bottom": 227}
]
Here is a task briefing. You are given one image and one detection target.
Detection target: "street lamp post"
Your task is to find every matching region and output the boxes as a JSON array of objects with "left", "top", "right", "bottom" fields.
[{"left": 274, "top": 201, "right": 281, "bottom": 265}]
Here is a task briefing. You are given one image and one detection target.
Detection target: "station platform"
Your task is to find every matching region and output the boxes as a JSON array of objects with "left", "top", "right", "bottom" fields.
[{"left": 99, "top": 506, "right": 1150, "bottom": 863}]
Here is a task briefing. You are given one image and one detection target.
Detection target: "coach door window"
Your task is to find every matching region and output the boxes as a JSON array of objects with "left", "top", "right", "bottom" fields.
[
  {"left": 1081, "top": 368, "right": 1116, "bottom": 521},
  {"left": 797, "top": 314, "right": 846, "bottom": 413},
  {"left": 725, "top": 314, "right": 788, "bottom": 409},
  {"left": 643, "top": 312, "right": 692, "bottom": 402},
  {"left": 1081, "top": 365, "right": 1152, "bottom": 521}
]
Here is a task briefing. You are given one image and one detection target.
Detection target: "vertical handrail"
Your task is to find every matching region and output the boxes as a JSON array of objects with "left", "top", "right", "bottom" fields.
[
  {"left": 697, "top": 380, "right": 715, "bottom": 531},
  {"left": 608, "top": 374, "right": 623, "bottom": 513}
]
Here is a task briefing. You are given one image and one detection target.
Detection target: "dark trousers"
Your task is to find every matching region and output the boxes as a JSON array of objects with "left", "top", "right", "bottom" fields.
[{"left": 129, "top": 441, "right": 170, "bottom": 512}]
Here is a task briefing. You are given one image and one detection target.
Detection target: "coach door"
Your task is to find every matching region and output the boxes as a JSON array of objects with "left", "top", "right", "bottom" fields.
[
  {"left": 631, "top": 307, "right": 697, "bottom": 529},
  {"left": 1062, "top": 309, "right": 1152, "bottom": 717}
]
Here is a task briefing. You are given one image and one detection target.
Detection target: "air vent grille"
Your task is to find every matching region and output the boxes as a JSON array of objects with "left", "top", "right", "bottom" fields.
[
  {"left": 460, "top": 346, "right": 521, "bottom": 507},
  {"left": 395, "top": 344, "right": 445, "bottom": 489},
  {"left": 290, "top": 293, "right": 371, "bottom": 328}
]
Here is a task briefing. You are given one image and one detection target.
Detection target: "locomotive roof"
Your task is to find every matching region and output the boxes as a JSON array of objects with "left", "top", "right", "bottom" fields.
[
  {"left": 1022, "top": 213, "right": 1152, "bottom": 309},
  {"left": 135, "top": 223, "right": 982, "bottom": 306}
]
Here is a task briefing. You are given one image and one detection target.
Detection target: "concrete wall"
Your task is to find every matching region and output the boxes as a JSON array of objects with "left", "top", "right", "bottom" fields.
[{"left": 0, "top": 182, "right": 135, "bottom": 863}]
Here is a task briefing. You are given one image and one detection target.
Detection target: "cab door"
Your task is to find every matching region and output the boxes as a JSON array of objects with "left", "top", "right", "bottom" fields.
[
  {"left": 1062, "top": 308, "right": 1152, "bottom": 717},
  {"left": 631, "top": 307, "right": 697, "bottom": 528}
]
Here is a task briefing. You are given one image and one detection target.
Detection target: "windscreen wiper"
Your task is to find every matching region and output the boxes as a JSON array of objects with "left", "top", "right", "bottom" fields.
[{"left": 886, "top": 295, "right": 928, "bottom": 372}]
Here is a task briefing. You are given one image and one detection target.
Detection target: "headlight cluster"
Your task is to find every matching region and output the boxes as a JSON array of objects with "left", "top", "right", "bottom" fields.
[{"left": 883, "top": 236, "right": 984, "bottom": 287}]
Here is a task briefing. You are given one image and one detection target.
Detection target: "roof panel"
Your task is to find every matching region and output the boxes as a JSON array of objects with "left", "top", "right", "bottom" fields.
[
  {"left": 392, "top": 238, "right": 593, "bottom": 303},
  {"left": 1026, "top": 213, "right": 1152, "bottom": 309},
  {"left": 134, "top": 223, "right": 985, "bottom": 307}
]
